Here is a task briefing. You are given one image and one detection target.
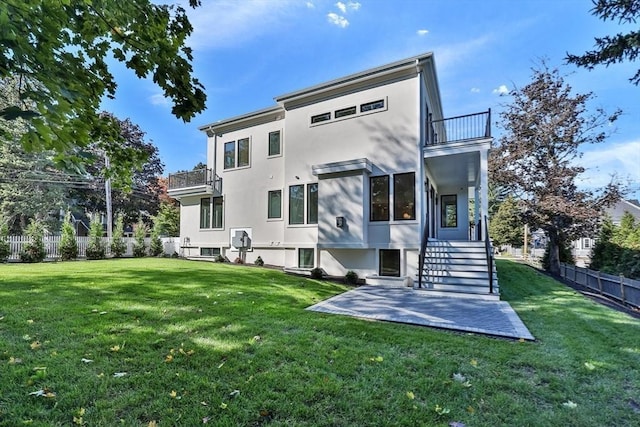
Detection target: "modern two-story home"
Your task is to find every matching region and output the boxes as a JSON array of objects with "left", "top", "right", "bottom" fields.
[{"left": 168, "top": 52, "right": 497, "bottom": 298}]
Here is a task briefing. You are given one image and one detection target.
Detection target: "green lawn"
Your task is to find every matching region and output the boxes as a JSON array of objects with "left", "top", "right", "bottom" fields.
[{"left": 0, "top": 258, "right": 639, "bottom": 426}]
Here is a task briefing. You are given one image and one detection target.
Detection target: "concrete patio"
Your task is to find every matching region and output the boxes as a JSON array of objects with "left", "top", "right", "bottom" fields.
[{"left": 307, "top": 285, "right": 535, "bottom": 340}]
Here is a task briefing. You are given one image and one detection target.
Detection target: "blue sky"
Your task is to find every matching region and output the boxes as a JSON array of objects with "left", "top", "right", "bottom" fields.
[{"left": 102, "top": 0, "right": 639, "bottom": 199}]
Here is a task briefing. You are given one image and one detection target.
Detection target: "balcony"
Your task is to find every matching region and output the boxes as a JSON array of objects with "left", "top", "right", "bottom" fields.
[
  {"left": 167, "top": 168, "right": 222, "bottom": 199},
  {"left": 427, "top": 109, "right": 491, "bottom": 146}
]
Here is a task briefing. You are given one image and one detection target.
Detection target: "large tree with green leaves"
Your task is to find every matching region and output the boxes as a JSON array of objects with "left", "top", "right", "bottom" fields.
[
  {"left": 490, "top": 63, "right": 623, "bottom": 275},
  {"left": 0, "top": 0, "right": 206, "bottom": 182},
  {"left": 489, "top": 196, "right": 524, "bottom": 247},
  {"left": 566, "top": 0, "right": 640, "bottom": 85}
]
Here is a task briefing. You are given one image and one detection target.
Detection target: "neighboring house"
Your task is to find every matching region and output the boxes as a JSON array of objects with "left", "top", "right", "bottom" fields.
[{"left": 168, "top": 52, "right": 496, "bottom": 297}]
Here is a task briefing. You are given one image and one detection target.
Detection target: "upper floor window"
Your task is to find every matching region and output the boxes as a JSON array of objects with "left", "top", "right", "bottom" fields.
[
  {"left": 311, "top": 112, "right": 331, "bottom": 124},
  {"left": 268, "top": 190, "right": 282, "bottom": 219},
  {"left": 224, "top": 138, "right": 251, "bottom": 169},
  {"left": 289, "top": 185, "right": 305, "bottom": 225},
  {"left": 307, "top": 183, "right": 318, "bottom": 224},
  {"left": 370, "top": 176, "right": 390, "bottom": 221},
  {"left": 268, "top": 131, "right": 281, "bottom": 156},
  {"left": 361, "top": 99, "right": 384, "bottom": 113},
  {"left": 335, "top": 106, "right": 356, "bottom": 119},
  {"left": 201, "top": 197, "right": 224, "bottom": 228}
]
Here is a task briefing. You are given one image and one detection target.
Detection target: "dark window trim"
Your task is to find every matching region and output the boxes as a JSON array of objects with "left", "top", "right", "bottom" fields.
[
  {"left": 441, "top": 194, "right": 458, "bottom": 228},
  {"left": 268, "top": 130, "right": 281, "bottom": 156},
  {"left": 360, "top": 99, "right": 385, "bottom": 113},
  {"left": 268, "top": 190, "right": 282, "bottom": 219},
  {"left": 289, "top": 184, "right": 305, "bottom": 225},
  {"left": 379, "top": 249, "right": 400, "bottom": 277},
  {"left": 223, "top": 141, "right": 236, "bottom": 170},
  {"left": 311, "top": 112, "right": 331, "bottom": 124},
  {"left": 370, "top": 175, "right": 390, "bottom": 222},
  {"left": 393, "top": 172, "right": 416, "bottom": 221},
  {"left": 335, "top": 106, "right": 356, "bottom": 118},
  {"left": 307, "top": 183, "right": 318, "bottom": 224}
]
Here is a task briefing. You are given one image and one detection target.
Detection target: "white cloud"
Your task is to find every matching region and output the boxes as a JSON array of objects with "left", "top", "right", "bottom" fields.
[
  {"left": 492, "top": 84, "right": 509, "bottom": 96},
  {"left": 579, "top": 140, "right": 640, "bottom": 193},
  {"left": 149, "top": 93, "right": 169, "bottom": 106},
  {"left": 336, "top": 1, "right": 346, "bottom": 13},
  {"left": 417, "top": 29, "right": 429, "bottom": 36},
  {"left": 327, "top": 13, "right": 349, "bottom": 28},
  {"left": 347, "top": 1, "right": 361, "bottom": 11},
  {"left": 306, "top": 1, "right": 314, "bottom": 8},
  {"left": 470, "top": 87, "right": 480, "bottom": 93}
]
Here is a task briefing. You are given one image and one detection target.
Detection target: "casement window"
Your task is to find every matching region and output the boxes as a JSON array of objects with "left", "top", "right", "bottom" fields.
[
  {"left": 393, "top": 172, "right": 415, "bottom": 221},
  {"left": 200, "top": 197, "right": 211, "bottom": 229},
  {"left": 289, "top": 185, "right": 305, "bottom": 224},
  {"left": 441, "top": 195, "right": 457, "bottom": 228},
  {"left": 268, "top": 190, "right": 282, "bottom": 219},
  {"left": 200, "top": 197, "right": 223, "bottom": 229},
  {"left": 360, "top": 99, "right": 384, "bottom": 113},
  {"left": 268, "top": 131, "right": 281, "bottom": 156},
  {"left": 307, "top": 183, "right": 318, "bottom": 224},
  {"left": 223, "top": 138, "right": 250, "bottom": 169},
  {"left": 379, "top": 249, "right": 400, "bottom": 277},
  {"left": 370, "top": 176, "right": 390, "bottom": 221},
  {"left": 299, "top": 248, "right": 314, "bottom": 268},
  {"left": 212, "top": 197, "right": 224, "bottom": 228}
]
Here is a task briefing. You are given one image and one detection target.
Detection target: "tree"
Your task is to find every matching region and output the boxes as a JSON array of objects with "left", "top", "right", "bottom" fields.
[
  {"left": 59, "top": 211, "right": 78, "bottom": 261},
  {"left": 110, "top": 213, "right": 127, "bottom": 258},
  {"left": 69, "top": 112, "right": 164, "bottom": 226},
  {"left": 489, "top": 196, "right": 524, "bottom": 247},
  {"left": 132, "top": 219, "right": 147, "bottom": 257},
  {"left": 86, "top": 215, "right": 106, "bottom": 260},
  {"left": 591, "top": 213, "right": 640, "bottom": 278},
  {"left": 153, "top": 201, "right": 180, "bottom": 237},
  {"left": 149, "top": 226, "right": 164, "bottom": 257},
  {"left": 0, "top": 1, "right": 206, "bottom": 181},
  {"left": 0, "top": 220, "right": 10, "bottom": 262},
  {"left": 567, "top": 0, "right": 640, "bottom": 85},
  {"left": 19, "top": 218, "right": 46, "bottom": 263},
  {"left": 490, "top": 63, "right": 623, "bottom": 275}
]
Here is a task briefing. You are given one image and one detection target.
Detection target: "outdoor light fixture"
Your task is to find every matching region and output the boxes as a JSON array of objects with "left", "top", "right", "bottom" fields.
[{"left": 336, "top": 216, "right": 345, "bottom": 228}]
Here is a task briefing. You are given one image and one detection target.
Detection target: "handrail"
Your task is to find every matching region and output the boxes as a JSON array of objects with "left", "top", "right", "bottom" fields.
[
  {"left": 426, "top": 109, "right": 491, "bottom": 145},
  {"left": 484, "top": 215, "right": 494, "bottom": 294},
  {"left": 417, "top": 208, "right": 429, "bottom": 289}
]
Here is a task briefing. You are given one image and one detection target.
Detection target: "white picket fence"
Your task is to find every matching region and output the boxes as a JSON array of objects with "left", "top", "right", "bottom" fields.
[{"left": 4, "top": 235, "right": 180, "bottom": 261}]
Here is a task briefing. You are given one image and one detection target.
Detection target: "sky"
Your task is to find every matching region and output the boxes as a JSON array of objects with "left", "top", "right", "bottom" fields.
[{"left": 101, "top": 0, "right": 640, "bottom": 200}]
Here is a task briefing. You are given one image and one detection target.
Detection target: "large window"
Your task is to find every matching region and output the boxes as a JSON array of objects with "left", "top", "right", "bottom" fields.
[
  {"left": 200, "top": 198, "right": 211, "bottom": 229},
  {"left": 307, "top": 183, "right": 318, "bottom": 224},
  {"left": 268, "top": 190, "right": 282, "bottom": 219},
  {"left": 441, "top": 195, "right": 457, "bottom": 228},
  {"left": 299, "top": 248, "right": 314, "bottom": 268},
  {"left": 238, "top": 138, "right": 250, "bottom": 167},
  {"left": 289, "top": 185, "right": 305, "bottom": 224},
  {"left": 393, "top": 172, "right": 415, "bottom": 221},
  {"left": 370, "top": 176, "right": 390, "bottom": 221},
  {"left": 212, "top": 197, "right": 223, "bottom": 228},
  {"left": 224, "top": 142, "right": 235, "bottom": 169},
  {"left": 379, "top": 249, "right": 400, "bottom": 277},
  {"left": 268, "top": 131, "right": 281, "bottom": 156}
]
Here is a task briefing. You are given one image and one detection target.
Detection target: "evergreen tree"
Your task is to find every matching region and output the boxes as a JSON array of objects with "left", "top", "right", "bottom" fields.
[
  {"left": 0, "top": 220, "right": 10, "bottom": 262},
  {"left": 110, "top": 213, "right": 127, "bottom": 258},
  {"left": 59, "top": 211, "right": 78, "bottom": 261},
  {"left": 489, "top": 196, "right": 524, "bottom": 247},
  {"left": 149, "top": 226, "right": 164, "bottom": 257},
  {"left": 19, "top": 218, "right": 46, "bottom": 263},
  {"left": 132, "top": 220, "right": 148, "bottom": 258},
  {"left": 86, "top": 215, "right": 106, "bottom": 260}
]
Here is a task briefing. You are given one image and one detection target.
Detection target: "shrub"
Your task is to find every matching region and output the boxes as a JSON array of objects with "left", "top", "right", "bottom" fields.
[
  {"left": 59, "top": 211, "right": 78, "bottom": 261},
  {"left": 19, "top": 218, "right": 46, "bottom": 263},
  {"left": 111, "top": 213, "right": 127, "bottom": 258},
  {"left": 86, "top": 216, "right": 106, "bottom": 260},
  {"left": 149, "top": 227, "right": 164, "bottom": 257},
  {"left": 215, "top": 254, "right": 226, "bottom": 263},
  {"left": 234, "top": 257, "right": 244, "bottom": 264},
  {"left": 0, "top": 221, "right": 11, "bottom": 262},
  {"left": 310, "top": 267, "right": 324, "bottom": 280},
  {"left": 132, "top": 220, "right": 148, "bottom": 258},
  {"left": 254, "top": 256, "right": 264, "bottom": 266},
  {"left": 345, "top": 270, "right": 359, "bottom": 285}
]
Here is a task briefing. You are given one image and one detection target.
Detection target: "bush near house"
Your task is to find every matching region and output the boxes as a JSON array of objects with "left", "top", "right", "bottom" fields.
[
  {"left": 345, "top": 270, "right": 359, "bottom": 284},
  {"left": 19, "top": 218, "right": 46, "bottom": 263}
]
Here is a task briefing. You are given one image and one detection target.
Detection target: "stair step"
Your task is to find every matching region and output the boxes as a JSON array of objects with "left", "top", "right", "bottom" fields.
[
  {"left": 419, "top": 283, "right": 492, "bottom": 294},
  {"left": 427, "top": 276, "right": 491, "bottom": 286},
  {"left": 425, "top": 264, "right": 491, "bottom": 272},
  {"left": 425, "top": 270, "right": 490, "bottom": 279}
]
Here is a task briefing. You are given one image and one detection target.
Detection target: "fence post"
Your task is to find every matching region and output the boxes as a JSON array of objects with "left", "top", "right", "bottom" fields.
[
  {"left": 620, "top": 274, "right": 626, "bottom": 304},
  {"left": 597, "top": 270, "right": 602, "bottom": 294}
]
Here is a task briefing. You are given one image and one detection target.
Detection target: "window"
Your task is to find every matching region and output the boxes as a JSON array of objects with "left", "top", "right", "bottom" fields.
[
  {"left": 370, "top": 176, "right": 390, "bottom": 221},
  {"left": 224, "top": 142, "right": 235, "bottom": 169},
  {"left": 200, "top": 198, "right": 211, "bottom": 228},
  {"left": 441, "top": 195, "right": 457, "bottom": 228},
  {"left": 393, "top": 172, "right": 415, "bottom": 220},
  {"left": 379, "top": 249, "right": 400, "bottom": 277},
  {"left": 289, "top": 185, "right": 305, "bottom": 224},
  {"left": 212, "top": 197, "right": 223, "bottom": 228},
  {"left": 583, "top": 238, "right": 592, "bottom": 249},
  {"left": 335, "top": 106, "right": 356, "bottom": 118},
  {"left": 268, "top": 190, "right": 282, "bottom": 219},
  {"left": 311, "top": 112, "right": 331, "bottom": 124},
  {"left": 268, "top": 131, "right": 281, "bottom": 156},
  {"left": 360, "top": 99, "right": 384, "bottom": 113},
  {"left": 307, "top": 183, "right": 318, "bottom": 224},
  {"left": 238, "top": 138, "right": 250, "bottom": 167},
  {"left": 299, "top": 248, "right": 314, "bottom": 268},
  {"left": 200, "top": 247, "right": 221, "bottom": 257}
]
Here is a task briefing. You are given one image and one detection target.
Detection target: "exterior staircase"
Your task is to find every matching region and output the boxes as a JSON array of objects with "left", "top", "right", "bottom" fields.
[{"left": 417, "top": 240, "right": 499, "bottom": 300}]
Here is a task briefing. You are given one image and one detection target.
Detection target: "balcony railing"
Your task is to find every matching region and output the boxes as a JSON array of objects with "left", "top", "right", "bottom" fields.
[
  {"left": 427, "top": 109, "right": 491, "bottom": 145},
  {"left": 168, "top": 168, "right": 222, "bottom": 193}
]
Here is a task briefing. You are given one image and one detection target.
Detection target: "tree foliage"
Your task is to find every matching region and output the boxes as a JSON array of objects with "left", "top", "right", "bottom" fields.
[
  {"left": 132, "top": 219, "right": 147, "bottom": 258},
  {"left": 489, "top": 196, "right": 524, "bottom": 247},
  {"left": 19, "top": 218, "right": 46, "bottom": 263},
  {"left": 590, "top": 213, "right": 640, "bottom": 278},
  {"left": 86, "top": 215, "right": 106, "bottom": 260},
  {"left": 153, "top": 201, "right": 180, "bottom": 237},
  {"left": 59, "top": 211, "right": 78, "bottom": 261},
  {"left": 0, "top": 0, "right": 206, "bottom": 181},
  {"left": 110, "top": 212, "right": 127, "bottom": 258},
  {"left": 566, "top": 0, "right": 640, "bottom": 85},
  {"left": 490, "top": 63, "right": 623, "bottom": 274},
  {"left": 0, "top": 220, "right": 10, "bottom": 262}
]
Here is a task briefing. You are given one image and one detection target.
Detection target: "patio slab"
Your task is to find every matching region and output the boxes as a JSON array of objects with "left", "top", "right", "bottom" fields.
[{"left": 307, "top": 285, "right": 535, "bottom": 340}]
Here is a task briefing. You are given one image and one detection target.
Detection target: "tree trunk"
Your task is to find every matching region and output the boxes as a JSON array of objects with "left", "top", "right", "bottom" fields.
[{"left": 547, "top": 230, "right": 561, "bottom": 275}]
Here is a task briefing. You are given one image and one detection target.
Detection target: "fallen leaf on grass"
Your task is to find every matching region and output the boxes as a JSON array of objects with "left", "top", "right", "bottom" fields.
[
  {"left": 29, "top": 388, "right": 56, "bottom": 398},
  {"left": 219, "top": 402, "right": 227, "bottom": 409},
  {"left": 584, "top": 362, "right": 596, "bottom": 371},
  {"left": 148, "top": 422, "right": 157, "bottom": 427},
  {"left": 110, "top": 345, "right": 121, "bottom": 352},
  {"left": 369, "top": 356, "right": 383, "bottom": 362},
  {"left": 170, "top": 390, "right": 178, "bottom": 398},
  {"left": 229, "top": 390, "right": 240, "bottom": 398},
  {"left": 27, "top": 319, "right": 34, "bottom": 324},
  {"left": 406, "top": 391, "right": 415, "bottom": 400},
  {"left": 165, "top": 354, "right": 174, "bottom": 363},
  {"left": 113, "top": 372, "right": 127, "bottom": 378},
  {"left": 562, "top": 400, "right": 577, "bottom": 409},
  {"left": 470, "top": 359, "right": 478, "bottom": 367},
  {"left": 449, "top": 422, "right": 466, "bottom": 427},
  {"left": 30, "top": 341, "right": 41, "bottom": 350},
  {"left": 434, "top": 404, "right": 450, "bottom": 415},
  {"left": 8, "top": 357, "right": 23, "bottom": 364},
  {"left": 202, "top": 416, "right": 211, "bottom": 424},
  {"left": 81, "top": 358, "right": 93, "bottom": 363}
]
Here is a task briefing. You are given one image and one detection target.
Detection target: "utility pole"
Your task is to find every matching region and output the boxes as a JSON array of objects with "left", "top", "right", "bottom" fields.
[{"left": 105, "top": 153, "right": 113, "bottom": 239}]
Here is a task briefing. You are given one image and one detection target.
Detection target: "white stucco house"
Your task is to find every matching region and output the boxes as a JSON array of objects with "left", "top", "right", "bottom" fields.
[{"left": 168, "top": 52, "right": 497, "bottom": 298}]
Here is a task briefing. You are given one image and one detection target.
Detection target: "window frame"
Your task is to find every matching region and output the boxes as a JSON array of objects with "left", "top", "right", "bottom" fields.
[
  {"left": 200, "top": 247, "right": 221, "bottom": 257},
  {"left": 268, "top": 130, "right": 281, "bottom": 157},
  {"left": 268, "top": 190, "right": 282, "bottom": 219},
  {"left": 237, "top": 137, "right": 250, "bottom": 167},
  {"left": 335, "top": 106, "right": 356, "bottom": 119},
  {"left": 200, "top": 197, "right": 211, "bottom": 229},
  {"left": 307, "top": 183, "right": 318, "bottom": 224},
  {"left": 393, "top": 172, "right": 416, "bottom": 221},
  {"left": 298, "top": 248, "right": 315, "bottom": 268},
  {"left": 360, "top": 99, "right": 385, "bottom": 113},
  {"left": 311, "top": 112, "right": 331, "bottom": 124},
  {"left": 379, "top": 249, "right": 400, "bottom": 277},
  {"left": 289, "top": 184, "right": 305, "bottom": 225},
  {"left": 441, "top": 195, "right": 458, "bottom": 228},
  {"left": 212, "top": 196, "right": 224, "bottom": 229},
  {"left": 223, "top": 141, "right": 236, "bottom": 170},
  {"left": 370, "top": 175, "right": 390, "bottom": 221}
]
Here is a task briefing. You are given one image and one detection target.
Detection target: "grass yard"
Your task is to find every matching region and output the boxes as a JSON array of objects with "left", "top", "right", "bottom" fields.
[{"left": 0, "top": 258, "right": 639, "bottom": 426}]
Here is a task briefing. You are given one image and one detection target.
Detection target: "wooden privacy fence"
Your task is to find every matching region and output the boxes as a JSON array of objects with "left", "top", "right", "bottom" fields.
[
  {"left": 560, "top": 263, "right": 640, "bottom": 310},
  {"left": 5, "top": 236, "right": 180, "bottom": 261}
]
